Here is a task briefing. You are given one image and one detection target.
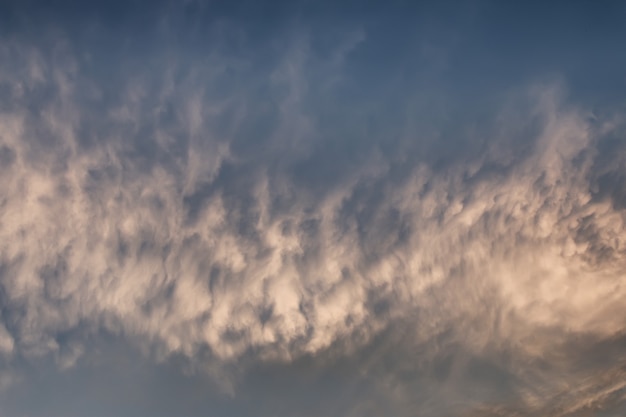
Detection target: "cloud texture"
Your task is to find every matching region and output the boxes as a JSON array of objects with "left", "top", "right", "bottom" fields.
[{"left": 0, "top": 2, "right": 625, "bottom": 416}]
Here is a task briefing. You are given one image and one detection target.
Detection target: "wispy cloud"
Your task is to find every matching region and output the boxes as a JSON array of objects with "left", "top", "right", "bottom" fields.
[{"left": 0, "top": 3, "right": 625, "bottom": 416}]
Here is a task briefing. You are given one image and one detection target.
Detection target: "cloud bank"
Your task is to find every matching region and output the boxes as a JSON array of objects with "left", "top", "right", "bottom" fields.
[{"left": 0, "top": 2, "right": 625, "bottom": 416}]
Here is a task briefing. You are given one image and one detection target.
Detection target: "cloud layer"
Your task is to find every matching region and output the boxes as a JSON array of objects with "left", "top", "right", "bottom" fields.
[{"left": 0, "top": 3, "right": 625, "bottom": 416}]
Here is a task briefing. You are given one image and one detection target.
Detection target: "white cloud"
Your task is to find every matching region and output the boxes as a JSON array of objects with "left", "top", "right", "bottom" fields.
[{"left": 0, "top": 29, "right": 625, "bottom": 416}]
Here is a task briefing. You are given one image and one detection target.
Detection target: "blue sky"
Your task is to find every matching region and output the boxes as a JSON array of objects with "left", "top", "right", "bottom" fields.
[{"left": 0, "top": 1, "right": 625, "bottom": 416}]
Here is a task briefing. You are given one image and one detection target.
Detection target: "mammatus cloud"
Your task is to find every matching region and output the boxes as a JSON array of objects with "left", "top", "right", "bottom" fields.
[{"left": 0, "top": 22, "right": 625, "bottom": 416}]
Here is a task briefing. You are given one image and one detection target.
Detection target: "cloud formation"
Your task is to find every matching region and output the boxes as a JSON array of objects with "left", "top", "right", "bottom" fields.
[{"left": 0, "top": 3, "right": 625, "bottom": 416}]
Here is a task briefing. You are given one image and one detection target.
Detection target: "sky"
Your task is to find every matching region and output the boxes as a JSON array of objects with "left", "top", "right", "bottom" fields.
[{"left": 0, "top": 1, "right": 625, "bottom": 416}]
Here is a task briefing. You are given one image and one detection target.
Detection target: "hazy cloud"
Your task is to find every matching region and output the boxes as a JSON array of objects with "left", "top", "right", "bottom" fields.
[{"left": 0, "top": 2, "right": 625, "bottom": 416}]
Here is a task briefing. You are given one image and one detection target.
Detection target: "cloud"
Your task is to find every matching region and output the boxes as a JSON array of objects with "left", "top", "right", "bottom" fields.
[{"left": 0, "top": 8, "right": 625, "bottom": 416}]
